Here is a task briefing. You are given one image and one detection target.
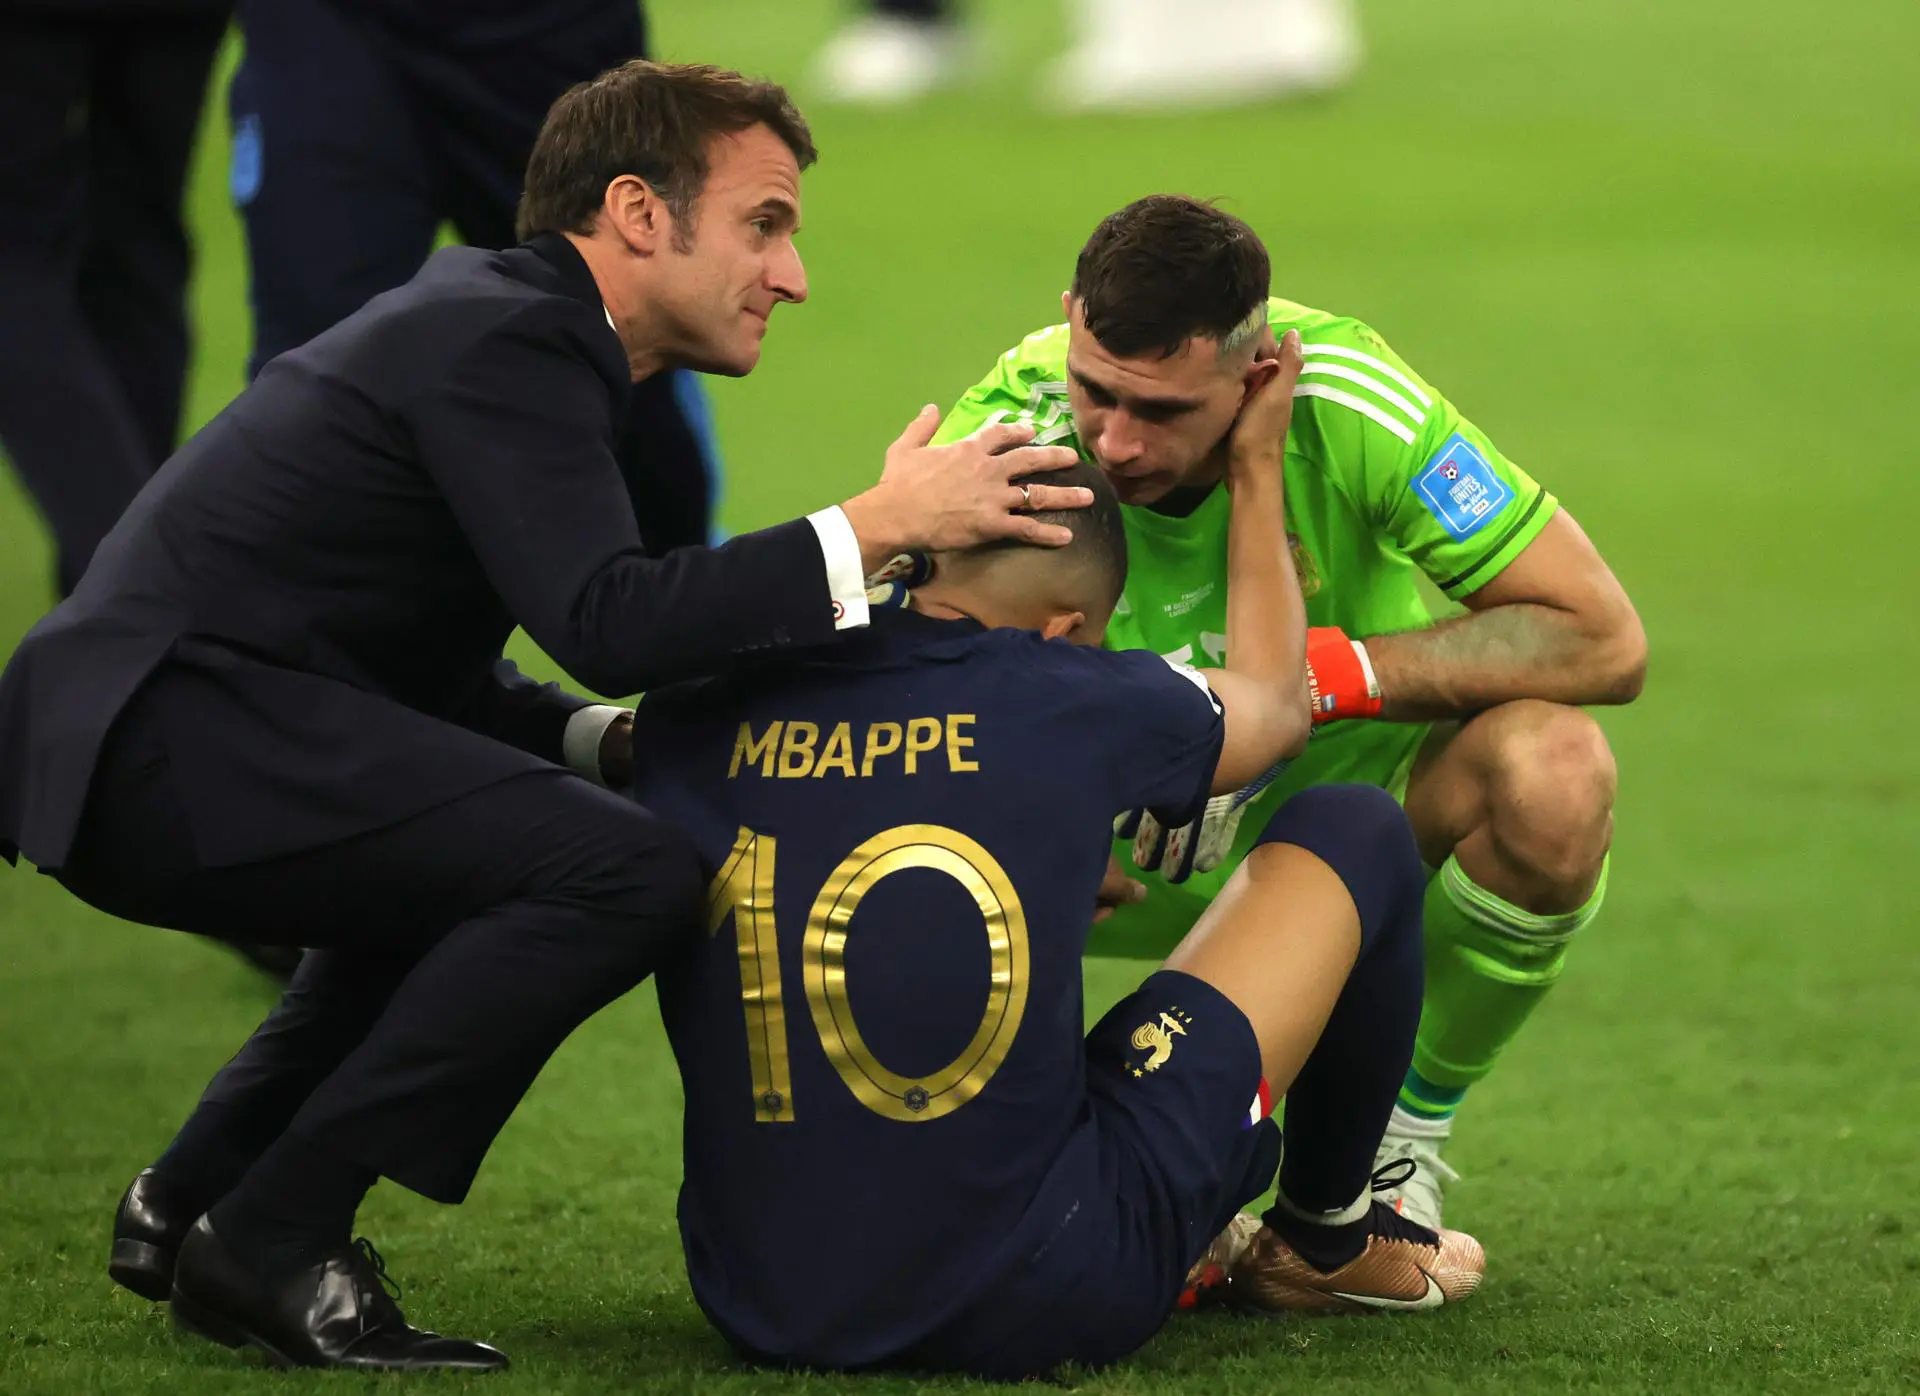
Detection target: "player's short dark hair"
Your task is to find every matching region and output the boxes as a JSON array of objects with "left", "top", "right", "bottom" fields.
[
  {"left": 974, "top": 460, "right": 1129, "bottom": 612},
  {"left": 517, "top": 60, "right": 817, "bottom": 243},
  {"left": 1070, "top": 195, "right": 1271, "bottom": 360}
]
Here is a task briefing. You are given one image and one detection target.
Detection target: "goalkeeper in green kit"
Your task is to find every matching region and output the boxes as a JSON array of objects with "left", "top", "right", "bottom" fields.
[{"left": 931, "top": 196, "right": 1646, "bottom": 1229}]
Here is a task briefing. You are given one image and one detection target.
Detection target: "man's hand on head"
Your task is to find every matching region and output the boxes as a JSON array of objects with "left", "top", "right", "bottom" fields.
[{"left": 840, "top": 408, "right": 1092, "bottom": 573}]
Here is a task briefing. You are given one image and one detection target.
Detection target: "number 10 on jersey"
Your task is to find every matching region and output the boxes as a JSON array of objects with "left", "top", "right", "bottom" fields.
[{"left": 706, "top": 823, "right": 1031, "bottom": 1125}]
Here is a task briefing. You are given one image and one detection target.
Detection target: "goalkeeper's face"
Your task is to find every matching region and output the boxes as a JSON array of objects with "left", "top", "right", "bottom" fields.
[
  {"left": 650, "top": 124, "right": 809, "bottom": 377},
  {"left": 1063, "top": 297, "right": 1254, "bottom": 507}
]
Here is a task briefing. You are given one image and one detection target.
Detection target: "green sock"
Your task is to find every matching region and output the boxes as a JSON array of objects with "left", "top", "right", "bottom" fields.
[{"left": 1398, "top": 854, "right": 1609, "bottom": 1121}]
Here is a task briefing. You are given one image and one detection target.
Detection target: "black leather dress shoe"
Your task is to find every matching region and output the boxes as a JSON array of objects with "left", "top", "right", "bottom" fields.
[
  {"left": 169, "top": 1217, "right": 508, "bottom": 1372},
  {"left": 110, "top": 1169, "right": 197, "bottom": 1301}
]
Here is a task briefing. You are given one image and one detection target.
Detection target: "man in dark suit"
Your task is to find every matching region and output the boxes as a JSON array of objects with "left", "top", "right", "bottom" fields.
[{"left": 0, "top": 60, "right": 1087, "bottom": 1373}]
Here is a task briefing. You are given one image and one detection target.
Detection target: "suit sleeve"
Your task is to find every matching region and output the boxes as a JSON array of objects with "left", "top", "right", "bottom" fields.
[
  {"left": 449, "top": 659, "right": 591, "bottom": 763},
  {"left": 410, "top": 304, "right": 843, "bottom": 697}
]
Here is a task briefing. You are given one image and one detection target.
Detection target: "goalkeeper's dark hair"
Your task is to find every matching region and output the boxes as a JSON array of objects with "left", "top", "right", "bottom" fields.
[
  {"left": 969, "top": 460, "right": 1129, "bottom": 612},
  {"left": 517, "top": 60, "right": 816, "bottom": 244},
  {"left": 1071, "top": 195, "right": 1271, "bottom": 360}
]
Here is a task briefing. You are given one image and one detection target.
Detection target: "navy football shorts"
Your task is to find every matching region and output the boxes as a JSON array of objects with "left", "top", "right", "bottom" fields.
[{"left": 907, "top": 969, "right": 1277, "bottom": 1378}]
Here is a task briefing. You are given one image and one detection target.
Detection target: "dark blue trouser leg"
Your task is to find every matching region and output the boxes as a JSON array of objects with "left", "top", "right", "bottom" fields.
[
  {"left": 230, "top": 0, "right": 437, "bottom": 376},
  {"left": 0, "top": 16, "right": 223, "bottom": 596},
  {"left": 1249, "top": 784, "right": 1427, "bottom": 1212}
]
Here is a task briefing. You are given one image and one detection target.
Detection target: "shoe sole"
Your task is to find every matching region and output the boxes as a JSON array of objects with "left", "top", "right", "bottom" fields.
[
  {"left": 170, "top": 1294, "right": 509, "bottom": 1373},
  {"left": 108, "top": 1239, "right": 176, "bottom": 1304},
  {"left": 170, "top": 1286, "right": 304, "bottom": 1366}
]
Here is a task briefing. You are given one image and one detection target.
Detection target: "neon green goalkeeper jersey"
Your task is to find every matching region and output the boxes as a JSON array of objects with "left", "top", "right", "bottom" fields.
[{"left": 935, "top": 299, "right": 1560, "bottom": 958}]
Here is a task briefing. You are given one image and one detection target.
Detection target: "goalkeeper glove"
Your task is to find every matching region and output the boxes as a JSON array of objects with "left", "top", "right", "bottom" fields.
[
  {"left": 1116, "top": 757, "right": 1293, "bottom": 885},
  {"left": 864, "top": 551, "right": 933, "bottom": 611},
  {"left": 1306, "top": 626, "right": 1383, "bottom": 723}
]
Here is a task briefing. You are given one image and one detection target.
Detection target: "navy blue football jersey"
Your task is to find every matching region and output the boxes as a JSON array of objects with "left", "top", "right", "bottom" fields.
[{"left": 632, "top": 609, "right": 1224, "bottom": 1368}]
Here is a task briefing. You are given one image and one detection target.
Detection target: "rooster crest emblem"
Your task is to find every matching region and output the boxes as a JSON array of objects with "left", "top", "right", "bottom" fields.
[{"left": 1128, "top": 1010, "right": 1193, "bottom": 1074}]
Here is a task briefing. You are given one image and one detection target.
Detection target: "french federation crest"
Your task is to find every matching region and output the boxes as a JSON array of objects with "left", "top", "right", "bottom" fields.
[{"left": 1129, "top": 1008, "right": 1194, "bottom": 1076}]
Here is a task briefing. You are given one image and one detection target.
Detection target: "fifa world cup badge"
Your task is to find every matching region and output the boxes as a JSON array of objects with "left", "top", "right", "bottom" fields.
[{"left": 1288, "top": 533, "right": 1323, "bottom": 598}]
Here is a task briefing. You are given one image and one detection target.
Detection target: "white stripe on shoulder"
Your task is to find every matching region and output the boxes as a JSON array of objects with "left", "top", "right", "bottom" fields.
[
  {"left": 985, "top": 380, "right": 1076, "bottom": 445},
  {"left": 1292, "top": 383, "right": 1417, "bottom": 444},
  {"left": 1298, "top": 362, "right": 1426, "bottom": 429},
  {"left": 1301, "top": 343, "right": 1433, "bottom": 409}
]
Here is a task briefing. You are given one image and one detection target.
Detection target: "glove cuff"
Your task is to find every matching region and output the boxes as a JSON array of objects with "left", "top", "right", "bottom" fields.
[
  {"left": 1306, "top": 627, "right": 1385, "bottom": 722},
  {"left": 1350, "top": 637, "right": 1383, "bottom": 707}
]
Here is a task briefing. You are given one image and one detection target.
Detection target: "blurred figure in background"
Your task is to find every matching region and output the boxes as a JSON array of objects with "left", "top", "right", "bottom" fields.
[
  {"left": 230, "top": 0, "right": 721, "bottom": 551},
  {"left": 811, "top": 0, "right": 970, "bottom": 105},
  {"left": 0, "top": 0, "right": 232, "bottom": 599},
  {"left": 812, "top": 0, "right": 1360, "bottom": 109}
]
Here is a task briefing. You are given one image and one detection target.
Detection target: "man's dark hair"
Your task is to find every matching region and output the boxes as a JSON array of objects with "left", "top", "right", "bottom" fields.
[
  {"left": 974, "top": 460, "right": 1128, "bottom": 611},
  {"left": 1070, "top": 195, "right": 1271, "bottom": 360},
  {"left": 517, "top": 60, "right": 817, "bottom": 243}
]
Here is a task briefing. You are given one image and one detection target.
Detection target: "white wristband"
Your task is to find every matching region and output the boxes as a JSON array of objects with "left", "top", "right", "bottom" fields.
[
  {"left": 1351, "top": 639, "right": 1382, "bottom": 702},
  {"left": 562, "top": 705, "right": 631, "bottom": 786}
]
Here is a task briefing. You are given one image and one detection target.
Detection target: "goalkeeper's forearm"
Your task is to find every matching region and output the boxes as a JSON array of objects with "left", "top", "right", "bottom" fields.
[
  {"left": 1365, "top": 602, "right": 1644, "bottom": 722},
  {"left": 1202, "top": 472, "right": 1311, "bottom": 790}
]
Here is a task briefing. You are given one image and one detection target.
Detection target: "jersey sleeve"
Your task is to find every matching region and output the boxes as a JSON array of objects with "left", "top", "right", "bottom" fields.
[
  {"left": 1073, "top": 647, "right": 1225, "bottom": 824},
  {"left": 932, "top": 325, "right": 1078, "bottom": 448},
  {"left": 1291, "top": 317, "right": 1558, "bottom": 601}
]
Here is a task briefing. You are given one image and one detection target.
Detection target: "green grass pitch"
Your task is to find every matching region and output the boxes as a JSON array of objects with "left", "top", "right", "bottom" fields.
[{"left": 3, "top": 1, "right": 1917, "bottom": 1391}]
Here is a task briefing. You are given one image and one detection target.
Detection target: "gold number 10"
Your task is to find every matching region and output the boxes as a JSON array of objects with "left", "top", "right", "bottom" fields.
[{"left": 706, "top": 823, "right": 1031, "bottom": 1124}]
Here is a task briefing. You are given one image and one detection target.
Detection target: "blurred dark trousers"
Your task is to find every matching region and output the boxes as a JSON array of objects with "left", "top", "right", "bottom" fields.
[
  {"left": 0, "top": 7, "right": 230, "bottom": 596},
  {"left": 229, "top": 0, "right": 718, "bottom": 550},
  {"left": 875, "top": 0, "right": 953, "bottom": 19},
  {"left": 53, "top": 669, "right": 707, "bottom": 1204}
]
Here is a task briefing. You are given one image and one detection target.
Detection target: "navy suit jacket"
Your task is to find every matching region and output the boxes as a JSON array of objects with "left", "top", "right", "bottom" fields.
[{"left": 0, "top": 234, "right": 839, "bottom": 868}]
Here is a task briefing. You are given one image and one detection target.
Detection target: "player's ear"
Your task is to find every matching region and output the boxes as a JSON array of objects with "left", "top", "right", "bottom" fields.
[
  {"left": 1060, "top": 290, "right": 1073, "bottom": 321},
  {"left": 1238, "top": 352, "right": 1282, "bottom": 409},
  {"left": 1039, "top": 609, "right": 1089, "bottom": 643}
]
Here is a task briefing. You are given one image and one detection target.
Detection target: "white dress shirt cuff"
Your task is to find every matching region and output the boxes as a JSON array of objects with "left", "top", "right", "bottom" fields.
[
  {"left": 562, "top": 704, "right": 631, "bottom": 786},
  {"left": 807, "top": 505, "right": 869, "bottom": 631}
]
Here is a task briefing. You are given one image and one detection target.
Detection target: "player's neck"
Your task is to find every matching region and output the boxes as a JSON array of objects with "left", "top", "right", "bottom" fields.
[
  {"left": 911, "top": 586, "right": 1090, "bottom": 643},
  {"left": 907, "top": 590, "right": 989, "bottom": 627}
]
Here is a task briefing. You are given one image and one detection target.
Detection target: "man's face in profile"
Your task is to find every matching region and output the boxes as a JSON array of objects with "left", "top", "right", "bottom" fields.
[{"left": 658, "top": 124, "right": 809, "bottom": 377}]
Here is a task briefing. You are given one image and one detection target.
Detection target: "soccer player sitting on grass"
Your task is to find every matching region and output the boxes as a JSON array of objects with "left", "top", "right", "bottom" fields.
[
  {"left": 626, "top": 336, "right": 1484, "bottom": 1380},
  {"left": 934, "top": 196, "right": 1647, "bottom": 1227}
]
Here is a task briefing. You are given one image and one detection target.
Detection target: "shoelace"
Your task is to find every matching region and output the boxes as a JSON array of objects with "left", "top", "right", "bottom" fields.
[
  {"left": 351, "top": 1237, "right": 405, "bottom": 1304},
  {"left": 1371, "top": 1157, "right": 1417, "bottom": 1192},
  {"left": 1364, "top": 1159, "right": 1442, "bottom": 1247}
]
